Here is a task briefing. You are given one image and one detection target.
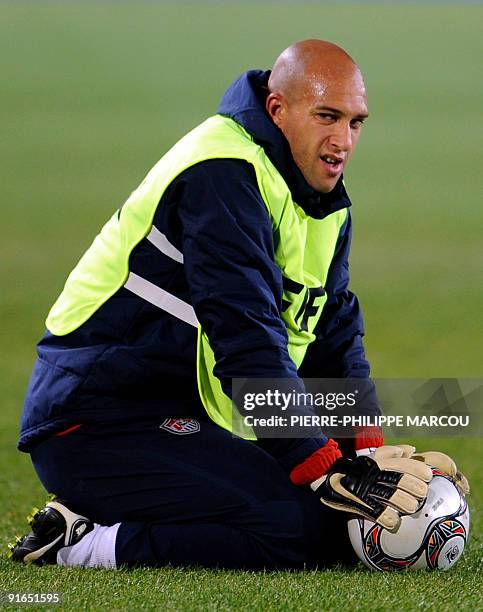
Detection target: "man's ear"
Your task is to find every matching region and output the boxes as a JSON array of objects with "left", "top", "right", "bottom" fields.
[{"left": 266, "top": 92, "right": 284, "bottom": 128}]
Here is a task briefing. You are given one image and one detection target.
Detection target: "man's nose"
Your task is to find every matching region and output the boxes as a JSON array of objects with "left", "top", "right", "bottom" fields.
[{"left": 328, "top": 122, "right": 352, "bottom": 152}]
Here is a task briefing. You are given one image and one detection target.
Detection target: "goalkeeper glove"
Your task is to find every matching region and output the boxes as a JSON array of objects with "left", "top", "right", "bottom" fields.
[
  {"left": 310, "top": 445, "right": 433, "bottom": 531},
  {"left": 409, "top": 449, "right": 469, "bottom": 495},
  {"left": 366, "top": 445, "right": 470, "bottom": 495}
]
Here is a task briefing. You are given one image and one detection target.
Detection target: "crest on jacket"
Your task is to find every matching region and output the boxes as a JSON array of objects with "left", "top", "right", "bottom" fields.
[{"left": 159, "top": 418, "right": 200, "bottom": 435}]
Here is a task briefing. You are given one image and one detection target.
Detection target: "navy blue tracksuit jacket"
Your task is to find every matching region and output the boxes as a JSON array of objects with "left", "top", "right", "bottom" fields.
[{"left": 19, "top": 70, "right": 372, "bottom": 471}]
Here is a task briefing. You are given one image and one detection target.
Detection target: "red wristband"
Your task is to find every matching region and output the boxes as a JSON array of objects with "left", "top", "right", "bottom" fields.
[
  {"left": 289, "top": 439, "right": 342, "bottom": 486},
  {"left": 353, "top": 425, "right": 384, "bottom": 451}
]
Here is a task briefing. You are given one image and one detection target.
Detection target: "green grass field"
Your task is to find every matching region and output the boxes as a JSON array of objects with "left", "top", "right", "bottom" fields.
[{"left": 1, "top": 2, "right": 482, "bottom": 610}]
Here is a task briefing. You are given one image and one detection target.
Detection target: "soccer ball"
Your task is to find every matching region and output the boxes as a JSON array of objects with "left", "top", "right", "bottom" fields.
[{"left": 348, "top": 471, "right": 469, "bottom": 571}]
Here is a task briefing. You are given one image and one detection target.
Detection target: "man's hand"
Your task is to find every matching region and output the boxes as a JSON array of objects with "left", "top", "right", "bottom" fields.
[
  {"left": 369, "top": 445, "right": 470, "bottom": 496},
  {"left": 310, "top": 446, "right": 433, "bottom": 531},
  {"left": 412, "top": 450, "right": 470, "bottom": 495}
]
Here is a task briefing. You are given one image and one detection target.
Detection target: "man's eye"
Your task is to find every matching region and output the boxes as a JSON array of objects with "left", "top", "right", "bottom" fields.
[
  {"left": 318, "top": 113, "right": 336, "bottom": 122},
  {"left": 351, "top": 119, "right": 365, "bottom": 129}
]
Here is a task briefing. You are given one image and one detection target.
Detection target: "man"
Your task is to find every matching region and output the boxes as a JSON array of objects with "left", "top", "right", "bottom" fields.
[{"left": 10, "top": 40, "right": 466, "bottom": 570}]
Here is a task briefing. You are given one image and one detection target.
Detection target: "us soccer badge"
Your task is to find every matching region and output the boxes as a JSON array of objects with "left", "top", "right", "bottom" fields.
[{"left": 159, "top": 418, "right": 200, "bottom": 435}]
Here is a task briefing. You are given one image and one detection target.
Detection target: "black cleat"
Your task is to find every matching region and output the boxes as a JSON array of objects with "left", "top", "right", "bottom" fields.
[{"left": 8, "top": 500, "right": 93, "bottom": 565}]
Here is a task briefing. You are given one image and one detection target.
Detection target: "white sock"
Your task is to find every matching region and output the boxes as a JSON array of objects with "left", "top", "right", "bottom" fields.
[{"left": 56, "top": 523, "right": 120, "bottom": 569}]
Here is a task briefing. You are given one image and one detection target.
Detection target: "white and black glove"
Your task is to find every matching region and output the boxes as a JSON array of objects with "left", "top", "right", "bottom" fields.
[
  {"left": 355, "top": 444, "right": 470, "bottom": 498},
  {"left": 407, "top": 448, "right": 469, "bottom": 495},
  {"left": 310, "top": 445, "right": 433, "bottom": 531},
  {"left": 367, "top": 444, "right": 470, "bottom": 495}
]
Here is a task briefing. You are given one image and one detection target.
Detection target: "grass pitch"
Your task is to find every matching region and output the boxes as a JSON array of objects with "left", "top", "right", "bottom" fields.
[{"left": 1, "top": 2, "right": 482, "bottom": 610}]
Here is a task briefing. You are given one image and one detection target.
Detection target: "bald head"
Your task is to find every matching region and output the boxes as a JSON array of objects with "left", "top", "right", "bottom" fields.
[
  {"left": 268, "top": 39, "right": 364, "bottom": 103},
  {"left": 265, "top": 39, "right": 368, "bottom": 193}
]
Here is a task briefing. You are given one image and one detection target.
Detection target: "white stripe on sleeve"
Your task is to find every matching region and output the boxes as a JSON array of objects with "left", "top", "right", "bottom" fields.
[
  {"left": 146, "top": 226, "right": 184, "bottom": 264},
  {"left": 124, "top": 272, "right": 198, "bottom": 328}
]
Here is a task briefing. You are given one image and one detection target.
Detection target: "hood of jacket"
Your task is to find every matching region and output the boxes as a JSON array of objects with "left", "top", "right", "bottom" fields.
[{"left": 218, "top": 70, "right": 351, "bottom": 219}]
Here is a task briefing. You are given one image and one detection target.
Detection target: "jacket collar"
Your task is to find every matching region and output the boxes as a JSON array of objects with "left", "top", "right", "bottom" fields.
[{"left": 218, "top": 70, "right": 351, "bottom": 219}]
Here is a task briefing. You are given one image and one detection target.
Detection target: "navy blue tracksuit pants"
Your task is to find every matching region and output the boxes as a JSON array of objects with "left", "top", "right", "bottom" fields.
[{"left": 31, "top": 419, "right": 356, "bottom": 569}]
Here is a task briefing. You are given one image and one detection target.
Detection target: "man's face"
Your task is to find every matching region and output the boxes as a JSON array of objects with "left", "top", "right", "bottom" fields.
[{"left": 267, "top": 69, "right": 368, "bottom": 193}]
